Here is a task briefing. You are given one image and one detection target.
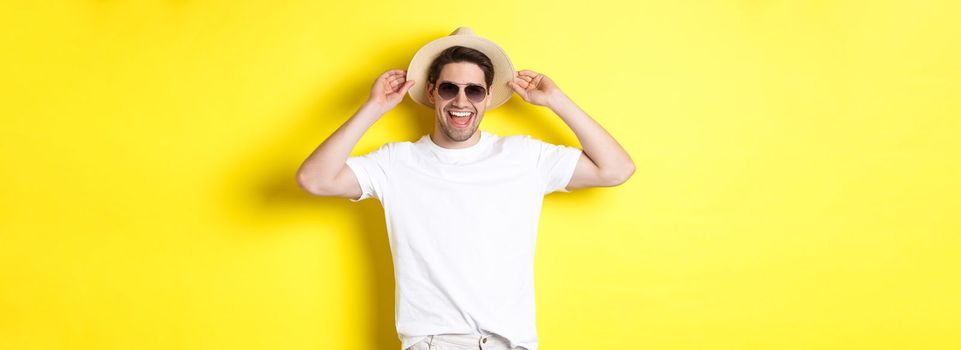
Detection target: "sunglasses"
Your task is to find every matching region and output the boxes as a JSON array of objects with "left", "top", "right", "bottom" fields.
[{"left": 435, "top": 81, "right": 489, "bottom": 103}]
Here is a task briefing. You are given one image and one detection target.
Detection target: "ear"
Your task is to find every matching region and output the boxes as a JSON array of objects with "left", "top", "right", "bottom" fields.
[
  {"left": 485, "top": 85, "right": 493, "bottom": 108},
  {"left": 426, "top": 83, "right": 434, "bottom": 104}
]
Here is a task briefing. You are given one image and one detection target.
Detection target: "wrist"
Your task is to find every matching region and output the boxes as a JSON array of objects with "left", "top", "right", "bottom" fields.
[
  {"left": 546, "top": 91, "right": 571, "bottom": 111},
  {"left": 358, "top": 100, "right": 387, "bottom": 119}
]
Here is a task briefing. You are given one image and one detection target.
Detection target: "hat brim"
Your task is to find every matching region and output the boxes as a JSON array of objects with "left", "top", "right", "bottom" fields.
[{"left": 406, "top": 35, "right": 515, "bottom": 110}]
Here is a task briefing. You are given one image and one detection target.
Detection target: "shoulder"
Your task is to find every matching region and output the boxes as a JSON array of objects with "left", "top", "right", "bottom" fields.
[
  {"left": 353, "top": 140, "right": 415, "bottom": 163},
  {"left": 491, "top": 133, "right": 576, "bottom": 157},
  {"left": 383, "top": 139, "right": 419, "bottom": 160},
  {"left": 374, "top": 139, "right": 417, "bottom": 152},
  {"left": 500, "top": 134, "right": 571, "bottom": 154},
  {"left": 493, "top": 133, "right": 535, "bottom": 149},
  {"left": 384, "top": 140, "right": 415, "bottom": 149}
]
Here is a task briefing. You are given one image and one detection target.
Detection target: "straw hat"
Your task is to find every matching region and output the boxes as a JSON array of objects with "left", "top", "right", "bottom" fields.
[{"left": 406, "top": 27, "right": 515, "bottom": 109}]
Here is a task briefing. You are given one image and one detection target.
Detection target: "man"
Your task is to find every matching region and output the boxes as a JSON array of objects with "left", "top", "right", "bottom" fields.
[{"left": 296, "top": 27, "right": 634, "bottom": 350}]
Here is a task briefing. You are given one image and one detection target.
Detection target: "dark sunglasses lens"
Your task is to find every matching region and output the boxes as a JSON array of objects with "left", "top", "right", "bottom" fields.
[
  {"left": 465, "top": 85, "right": 486, "bottom": 102},
  {"left": 438, "top": 83, "right": 459, "bottom": 100}
]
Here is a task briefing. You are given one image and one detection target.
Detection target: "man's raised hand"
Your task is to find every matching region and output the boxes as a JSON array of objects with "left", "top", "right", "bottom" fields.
[
  {"left": 368, "top": 69, "right": 415, "bottom": 114},
  {"left": 508, "top": 69, "right": 565, "bottom": 108}
]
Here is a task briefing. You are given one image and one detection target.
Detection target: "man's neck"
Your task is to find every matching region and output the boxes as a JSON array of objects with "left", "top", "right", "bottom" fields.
[{"left": 429, "top": 129, "right": 481, "bottom": 149}]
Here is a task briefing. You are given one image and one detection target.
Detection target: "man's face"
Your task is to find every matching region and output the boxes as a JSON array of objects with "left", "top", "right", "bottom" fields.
[{"left": 427, "top": 62, "right": 492, "bottom": 143}]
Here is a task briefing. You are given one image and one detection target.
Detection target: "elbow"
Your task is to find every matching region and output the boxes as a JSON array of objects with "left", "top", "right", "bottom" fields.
[
  {"left": 604, "top": 162, "right": 635, "bottom": 186},
  {"left": 296, "top": 172, "right": 329, "bottom": 196}
]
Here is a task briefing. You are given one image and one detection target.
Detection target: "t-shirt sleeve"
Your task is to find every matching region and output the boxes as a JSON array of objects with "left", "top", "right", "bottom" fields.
[
  {"left": 344, "top": 143, "right": 392, "bottom": 202},
  {"left": 528, "top": 136, "right": 583, "bottom": 195}
]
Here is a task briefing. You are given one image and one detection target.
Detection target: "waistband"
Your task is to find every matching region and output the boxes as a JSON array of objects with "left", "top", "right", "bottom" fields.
[{"left": 428, "top": 333, "right": 512, "bottom": 347}]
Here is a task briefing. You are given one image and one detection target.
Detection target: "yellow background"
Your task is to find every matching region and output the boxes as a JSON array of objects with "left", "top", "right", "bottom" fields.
[{"left": 2, "top": 1, "right": 959, "bottom": 349}]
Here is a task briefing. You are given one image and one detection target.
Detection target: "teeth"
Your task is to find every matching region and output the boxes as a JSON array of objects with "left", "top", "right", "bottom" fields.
[{"left": 449, "top": 111, "right": 472, "bottom": 117}]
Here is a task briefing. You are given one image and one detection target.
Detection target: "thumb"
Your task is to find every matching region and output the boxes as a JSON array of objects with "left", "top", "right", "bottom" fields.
[
  {"left": 400, "top": 80, "right": 416, "bottom": 94},
  {"left": 509, "top": 81, "right": 527, "bottom": 99}
]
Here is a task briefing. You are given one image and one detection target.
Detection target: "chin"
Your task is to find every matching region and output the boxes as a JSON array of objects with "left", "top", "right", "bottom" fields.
[{"left": 444, "top": 126, "right": 476, "bottom": 141}]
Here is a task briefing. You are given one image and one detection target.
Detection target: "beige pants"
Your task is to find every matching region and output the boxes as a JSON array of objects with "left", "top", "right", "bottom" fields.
[{"left": 406, "top": 333, "right": 526, "bottom": 350}]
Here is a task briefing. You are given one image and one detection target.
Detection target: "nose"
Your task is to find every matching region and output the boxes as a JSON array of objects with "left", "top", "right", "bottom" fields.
[{"left": 452, "top": 89, "right": 471, "bottom": 107}]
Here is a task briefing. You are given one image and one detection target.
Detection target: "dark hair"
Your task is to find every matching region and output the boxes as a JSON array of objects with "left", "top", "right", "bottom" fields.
[{"left": 426, "top": 46, "right": 494, "bottom": 88}]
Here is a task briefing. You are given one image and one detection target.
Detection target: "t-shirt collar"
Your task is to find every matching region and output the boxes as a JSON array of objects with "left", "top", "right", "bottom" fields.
[{"left": 421, "top": 130, "right": 491, "bottom": 158}]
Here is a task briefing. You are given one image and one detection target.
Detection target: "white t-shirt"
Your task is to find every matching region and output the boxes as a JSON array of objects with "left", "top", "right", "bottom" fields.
[{"left": 345, "top": 130, "right": 582, "bottom": 350}]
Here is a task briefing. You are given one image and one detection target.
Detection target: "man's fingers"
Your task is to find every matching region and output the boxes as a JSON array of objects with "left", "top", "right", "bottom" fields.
[
  {"left": 387, "top": 80, "right": 415, "bottom": 101},
  {"left": 380, "top": 69, "right": 407, "bottom": 81},
  {"left": 518, "top": 70, "right": 540, "bottom": 77},
  {"left": 531, "top": 74, "right": 544, "bottom": 87},
  {"left": 512, "top": 77, "right": 530, "bottom": 89},
  {"left": 518, "top": 70, "right": 545, "bottom": 88},
  {"left": 387, "top": 75, "right": 405, "bottom": 87},
  {"left": 385, "top": 74, "right": 405, "bottom": 85}
]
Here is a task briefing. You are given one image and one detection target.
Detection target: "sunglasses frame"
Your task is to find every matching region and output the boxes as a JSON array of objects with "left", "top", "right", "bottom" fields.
[{"left": 433, "top": 81, "right": 489, "bottom": 103}]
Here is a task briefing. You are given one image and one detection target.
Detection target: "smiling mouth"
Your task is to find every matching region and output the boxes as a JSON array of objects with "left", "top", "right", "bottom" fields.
[{"left": 447, "top": 110, "right": 474, "bottom": 128}]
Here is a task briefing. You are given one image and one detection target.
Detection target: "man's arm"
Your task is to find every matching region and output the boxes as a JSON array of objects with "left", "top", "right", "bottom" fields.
[
  {"left": 509, "top": 70, "right": 635, "bottom": 190},
  {"left": 296, "top": 102, "right": 380, "bottom": 198},
  {"left": 296, "top": 69, "right": 414, "bottom": 198}
]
